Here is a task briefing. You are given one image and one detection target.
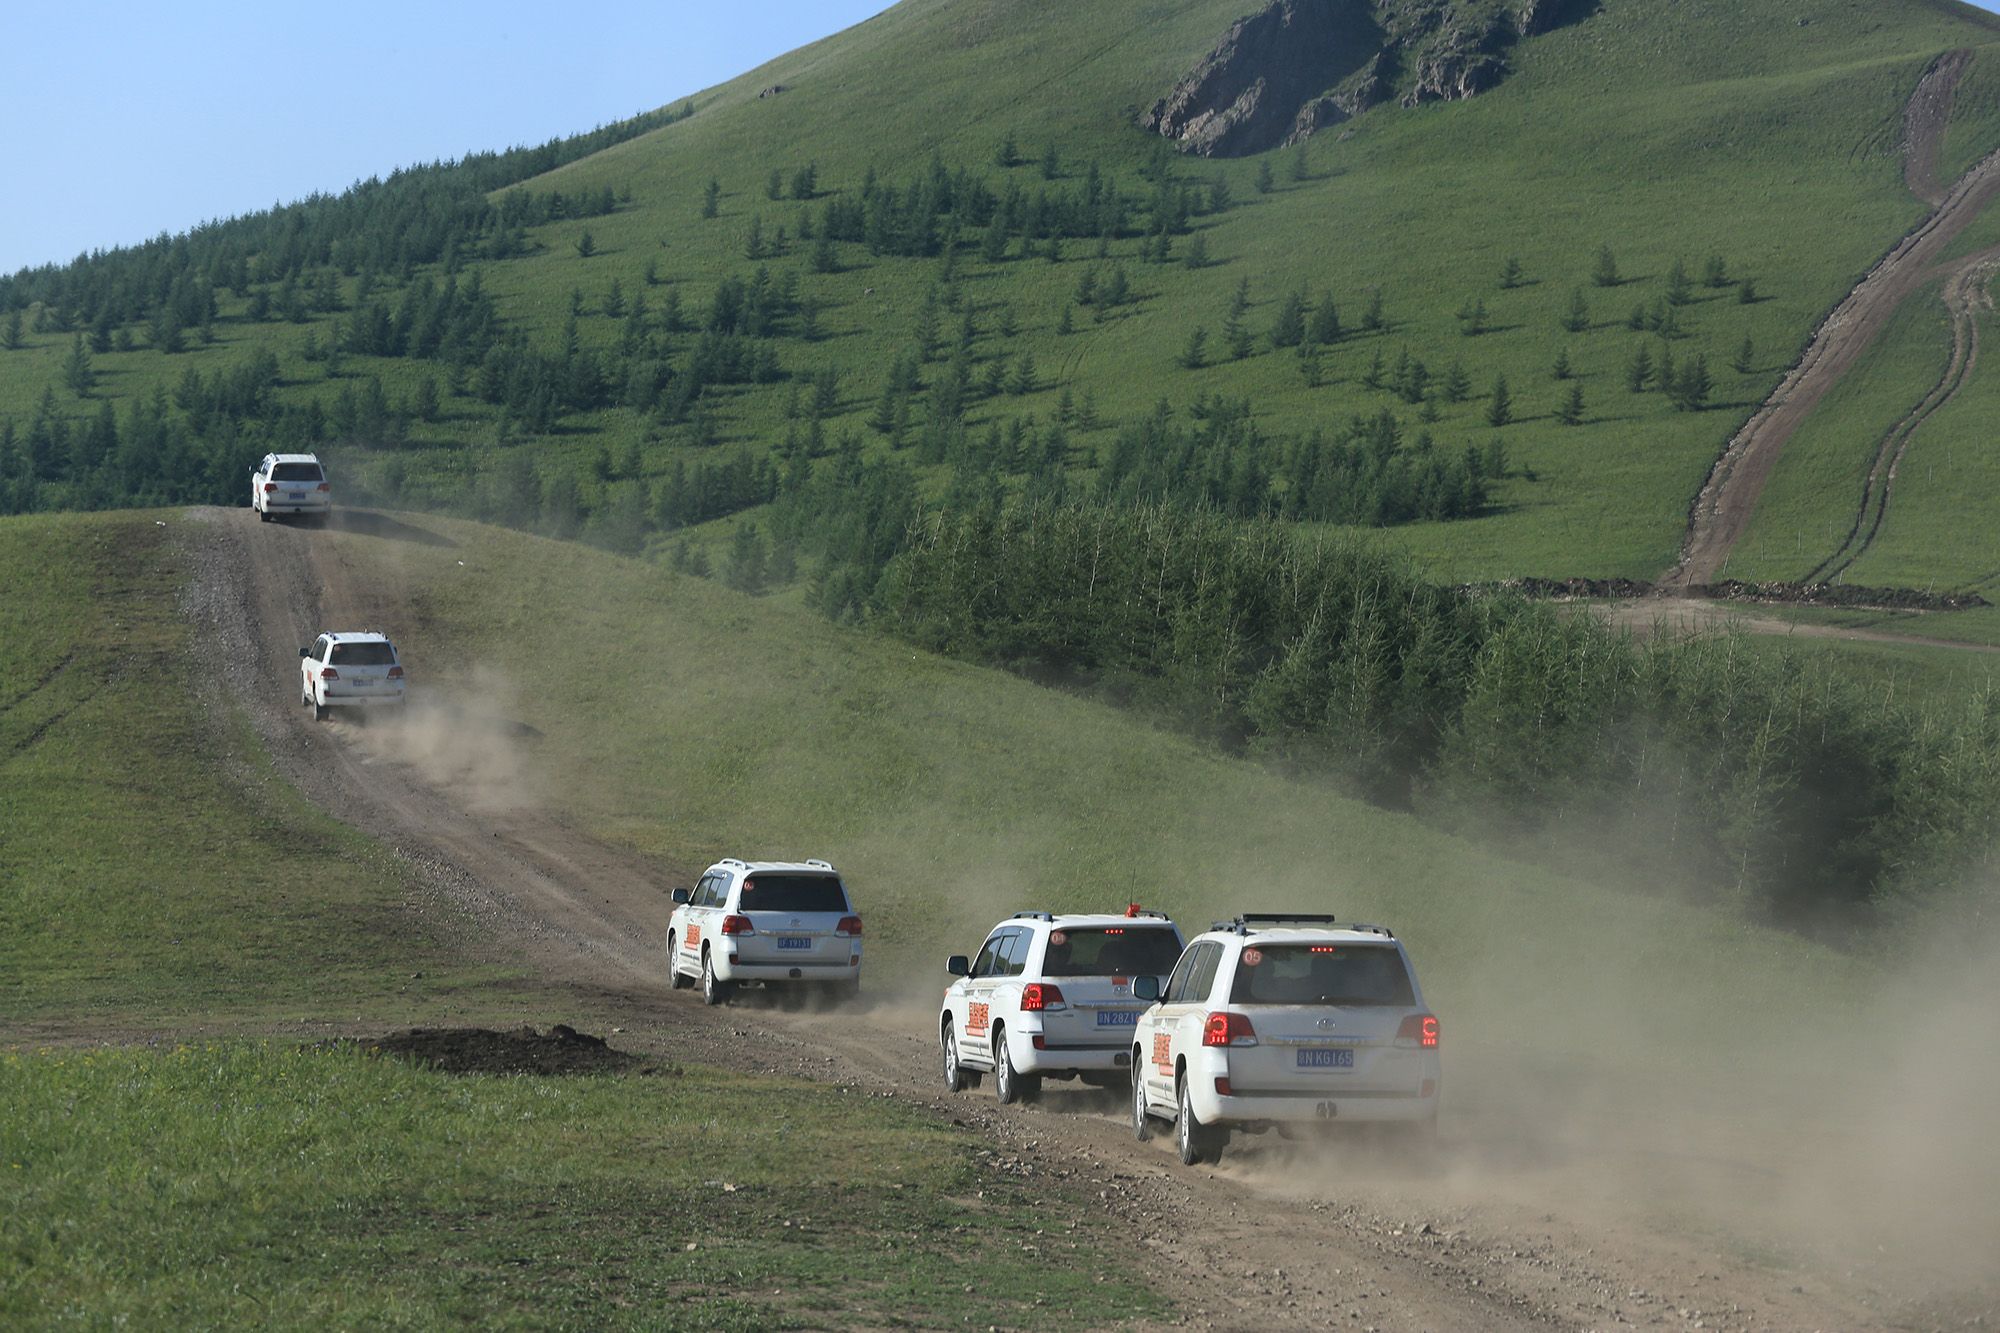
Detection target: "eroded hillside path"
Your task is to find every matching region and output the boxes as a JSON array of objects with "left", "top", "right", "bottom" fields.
[
  {"left": 159, "top": 505, "right": 1948, "bottom": 1332},
  {"left": 1665, "top": 49, "right": 2000, "bottom": 589}
]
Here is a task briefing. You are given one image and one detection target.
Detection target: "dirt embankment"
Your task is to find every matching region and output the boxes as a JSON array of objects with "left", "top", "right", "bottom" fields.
[
  {"left": 150, "top": 505, "right": 2000, "bottom": 1331},
  {"left": 1665, "top": 49, "right": 2000, "bottom": 591}
]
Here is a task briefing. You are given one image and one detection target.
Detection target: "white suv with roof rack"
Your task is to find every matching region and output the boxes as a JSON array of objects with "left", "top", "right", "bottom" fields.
[
  {"left": 1130, "top": 913, "right": 1440, "bottom": 1165},
  {"left": 940, "top": 907, "right": 1185, "bottom": 1104},
  {"left": 666, "top": 859, "right": 862, "bottom": 1005},
  {"left": 299, "top": 631, "right": 406, "bottom": 720},
  {"left": 251, "top": 452, "right": 331, "bottom": 521}
]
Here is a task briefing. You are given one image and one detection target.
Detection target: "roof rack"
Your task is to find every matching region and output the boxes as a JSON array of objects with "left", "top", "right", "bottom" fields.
[
  {"left": 1011, "top": 911, "right": 1055, "bottom": 922},
  {"left": 1211, "top": 913, "right": 1393, "bottom": 938},
  {"left": 804, "top": 858, "right": 833, "bottom": 870},
  {"left": 717, "top": 857, "right": 749, "bottom": 870},
  {"left": 1121, "top": 909, "right": 1173, "bottom": 921}
]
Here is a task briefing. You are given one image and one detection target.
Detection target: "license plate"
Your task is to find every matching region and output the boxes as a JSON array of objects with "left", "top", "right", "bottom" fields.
[
  {"left": 1096, "top": 1010, "right": 1139, "bottom": 1027},
  {"left": 777, "top": 936, "right": 812, "bottom": 950},
  {"left": 1297, "top": 1048, "right": 1354, "bottom": 1069}
]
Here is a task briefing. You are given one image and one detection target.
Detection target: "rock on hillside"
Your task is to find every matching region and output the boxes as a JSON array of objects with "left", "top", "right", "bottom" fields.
[{"left": 1143, "top": 0, "right": 1595, "bottom": 156}]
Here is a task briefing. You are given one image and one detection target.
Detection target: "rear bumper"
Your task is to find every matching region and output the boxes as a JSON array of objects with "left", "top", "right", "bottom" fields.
[
  {"left": 319, "top": 689, "right": 406, "bottom": 708},
  {"left": 263, "top": 496, "right": 331, "bottom": 513},
  {"left": 1195, "top": 1083, "right": 1439, "bottom": 1126},
  {"left": 714, "top": 952, "right": 861, "bottom": 983},
  {"left": 1019, "top": 1040, "right": 1132, "bottom": 1075}
]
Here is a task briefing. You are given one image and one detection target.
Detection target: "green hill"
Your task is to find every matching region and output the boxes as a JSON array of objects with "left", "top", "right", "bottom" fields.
[{"left": 5, "top": 0, "right": 2000, "bottom": 588}]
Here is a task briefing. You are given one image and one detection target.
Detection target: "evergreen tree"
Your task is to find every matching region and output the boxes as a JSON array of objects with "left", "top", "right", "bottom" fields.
[
  {"left": 1732, "top": 335, "right": 1755, "bottom": 375},
  {"left": 1673, "top": 354, "right": 1712, "bottom": 411},
  {"left": 766, "top": 169, "right": 783, "bottom": 201},
  {"left": 1592, "top": 244, "right": 1620, "bottom": 288},
  {"left": 2, "top": 309, "right": 22, "bottom": 350},
  {"left": 1442, "top": 359, "right": 1471, "bottom": 403},
  {"left": 745, "top": 216, "right": 766, "bottom": 260},
  {"left": 1008, "top": 352, "right": 1038, "bottom": 396},
  {"left": 1564, "top": 287, "right": 1590, "bottom": 333},
  {"left": 1704, "top": 254, "right": 1730, "bottom": 288},
  {"left": 1362, "top": 347, "right": 1386, "bottom": 390},
  {"left": 413, "top": 376, "right": 440, "bottom": 422},
  {"left": 62, "top": 335, "right": 94, "bottom": 397},
  {"left": 1298, "top": 341, "right": 1324, "bottom": 388},
  {"left": 1627, "top": 301, "right": 1649, "bottom": 331},
  {"left": 1626, "top": 343, "right": 1654, "bottom": 392},
  {"left": 1255, "top": 159, "right": 1274, "bottom": 194},
  {"left": 727, "top": 521, "right": 769, "bottom": 592},
  {"left": 1458, "top": 297, "right": 1488, "bottom": 336},
  {"left": 1666, "top": 257, "right": 1692, "bottom": 306},
  {"left": 1208, "top": 172, "right": 1231, "bottom": 213},
  {"left": 576, "top": 230, "right": 595, "bottom": 258},
  {"left": 702, "top": 178, "right": 720, "bottom": 218},
  {"left": 1307, "top": 293, "right": 1341, "bottom": 345},
  {"left": 1180, "top": 326, "right": 1208, "bottom": 370},
  {"left": 995, "top": 133, "right": 1020, "bottom": 168},
  {"left": 791, "top": 162, "right": 818, "bottom": 199},
  {"left": 1184, "top": 233, "right": 1209, "bottom": 269},
  {"left": 1500, "top": 256, "right": 1523, "bottom": 289},
  {"left": 1290, "top": 144, "right": 1309, "bottom": 181},
  {"left": 1656, "top": 344, "right": 1677, "bottom": 396},
  {"left": 1738, "top": 277, "right": 1758, "bottom": 304},
  {"left": 1486, "top": 375, "right": 1513, "bottom": 427},
  {"left": 604, "top": 278, "right": 625, "bottom": 318},
  {"left": 1361, "top": 288, "right": 1386, "bottom": 332},
  {"left": 1041, "top": 145, "right": 1061, "bottom": 181},
  {"left": 1557, "top": 382, "right": 1585, "bottom": 426},
  {"left": 1270, "top": 288, "right": 1307, "bottom": 348},
  {"left": 1057, "top": 305, "right": 1075, "bottom": 335},
  {"left": 1552, "top": 347, "right": 1572, "bottom": 380}
]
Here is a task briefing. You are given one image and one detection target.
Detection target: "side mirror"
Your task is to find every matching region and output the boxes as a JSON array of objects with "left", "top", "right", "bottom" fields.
[
  {"left": 670, "top": 887, "right": 691, "bottom": 906},
  {"left": 945, "top": 954, "right": 971, "bottom": 978},
  {"left": 1133, "top": 975, "right": 1161, "bottom": 1003},
  {"left": 299, "top": 647, "right": 311, "bottom": 658}
]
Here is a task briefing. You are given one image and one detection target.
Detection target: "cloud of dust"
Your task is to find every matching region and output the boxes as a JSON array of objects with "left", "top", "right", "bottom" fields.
[{"left": 342, "top": 665, "right": 542, "bottom": 816}]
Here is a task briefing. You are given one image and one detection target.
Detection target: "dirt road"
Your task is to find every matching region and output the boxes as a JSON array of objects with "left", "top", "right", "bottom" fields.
[
  {"left": 167, "top": 504, "right": 1985, "bottom": 1331},
  {"left": 1665, "top": 50, "right": 2000, "bottom": 590}
]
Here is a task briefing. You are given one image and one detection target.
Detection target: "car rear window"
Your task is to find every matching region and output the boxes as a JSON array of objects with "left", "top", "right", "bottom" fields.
[
  {"left": 272, "top": 462, "right": 324, "bottom": 481},
  {"left": 1040, "top": 927, "right": 1183, "bottom": 978},
  {"left": 1229, "top": 944, "right": 1415, "bottom": 1007},
  {"left": 739, "top": 874, "right": 848, "bottom": 913},
  {"left": 329, "top": 642, "right": 396, "bottom": 666}
]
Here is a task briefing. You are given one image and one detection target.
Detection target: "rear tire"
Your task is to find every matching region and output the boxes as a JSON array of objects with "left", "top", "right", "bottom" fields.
[
  {"left": 1131, "top": 1060, "right": 1153, "bottom": 1142},
  {"left": 942, "top": 1021, "right": 968, "bottom": 1093},
  {"left": 701, "top": 949, "right": 731, "bottom": 1006},
  {"left": 311, "top": 696, "right": 328, "bottom": 722},
  {"left": 667, "top": 935, "right": 694, "bottom": 989},
  {"left": 993, "top": 1028, "right": 1040, "bottom": 1105},
  {"left": 1177, "top": 1076, "right": 1223, "bottom": 1166}
]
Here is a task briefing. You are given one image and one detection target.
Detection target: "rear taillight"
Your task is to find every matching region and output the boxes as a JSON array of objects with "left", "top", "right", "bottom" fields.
[
  {"left": 720, "top": 915, "right": 754, "bottom": 936},
  {"left": 319, "top": 667, "right": 338, "bottom": 680},
  {"left": 1202, "top": 1011, "right": 1258, "bottom": 1047},
  {"left": 1214, "top": 1076, "right": 1233, "bottom": 1097},
  {"left": 263, "top": 483, "right": 277, "bottom": 493},
  {"left": 315, "top": 482, "right": 330, "bottom": 492},
  {"left": 835, "top": 916, "right": 862, "bottom": 936},
  {"left": 1397, "top": 1014, "right": 1439, "bottom": 1049},
  {"left": 386, "top": 666, "right": 403, "bottom": 679},
  {"left": 1020, "top": 983, "right": 1066, "bottom": 1012}
]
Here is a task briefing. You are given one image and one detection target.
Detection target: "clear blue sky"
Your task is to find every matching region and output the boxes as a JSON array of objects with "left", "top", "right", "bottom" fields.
[
  {"left": 1, "top": 1, "right": 897, "bottom": 274},
  {"left": 7, "top": 0, "right": 2000, "bottom": 275}
]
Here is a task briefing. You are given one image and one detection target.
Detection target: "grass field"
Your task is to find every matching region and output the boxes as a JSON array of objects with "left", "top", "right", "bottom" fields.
[
  {"left": 0, "top": 1042, "right": 1157, "bottom": 1329},
  {"left": 5, "top": 2, "right": 2000, "bottom": 589}
]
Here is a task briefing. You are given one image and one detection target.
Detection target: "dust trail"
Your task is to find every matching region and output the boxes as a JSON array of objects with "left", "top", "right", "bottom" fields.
[{"left": 339, "top": 667, "right": 542, "bottom": 816}]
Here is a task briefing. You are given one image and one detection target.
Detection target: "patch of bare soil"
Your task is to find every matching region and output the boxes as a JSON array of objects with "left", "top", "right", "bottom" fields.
[
  {"left": 340, "top": 1024, "right": 659, "bottom": 1076},
  {"left": 1666, "top": 52, "right": 2000, "bottom": 589}
]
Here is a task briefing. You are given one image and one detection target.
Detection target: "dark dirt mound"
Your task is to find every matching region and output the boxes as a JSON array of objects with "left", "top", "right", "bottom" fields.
[{"left": 342, "top": 1024, "right": 664, "bottom": 1076}]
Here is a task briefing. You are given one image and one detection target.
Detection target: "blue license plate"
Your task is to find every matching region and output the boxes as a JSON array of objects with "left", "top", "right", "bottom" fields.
[
  {"left": 1297, "top": 1048, "right": 1354, "bottom": 1069},
  {"left": 777, "top": 936, "right": 812, "bottom": 950},
  {"left": 1096, "top": 1010, "right": 1139, "bottom": 1027}
]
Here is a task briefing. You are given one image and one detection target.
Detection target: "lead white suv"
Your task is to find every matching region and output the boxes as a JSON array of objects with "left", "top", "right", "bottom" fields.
[
  {"left": 252, "top": 452, "right": 331, "bottom": 521},
  {"left": 299, "top": 631, "right": 406, "bottom": 720},
  {"left": 666, "top": 859, "right": 862, "bottom": 1004},
  {"left": 1131, "top": 914, "right": 1440, "bottom": 1164},
  {"left": 940, "top": 908, "right": 1185, "bottom": 1104}
]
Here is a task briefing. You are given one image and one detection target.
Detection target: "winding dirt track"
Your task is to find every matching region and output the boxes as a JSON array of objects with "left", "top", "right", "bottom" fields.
[
  {"left": 1665, "top": 50, "right": 2000, "bottom": 590},
  {"left": 164, "top": 504, "right": 1953, "bottom": 1331}
]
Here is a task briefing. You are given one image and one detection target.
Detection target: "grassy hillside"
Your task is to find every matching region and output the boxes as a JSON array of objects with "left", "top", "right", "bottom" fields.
[{"left": 5, "top": 0, "right": 2000, "bottom": 592}]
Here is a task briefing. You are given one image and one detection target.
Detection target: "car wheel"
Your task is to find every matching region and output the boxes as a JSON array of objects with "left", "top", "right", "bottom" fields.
[
  {"left": 667, "top": 935, "right": 694, "bottom": 989},
  {"left": 1177, "top": 1076, "right": 1223, "bottom": 1166},
  {"left": 311, "top": 696, "right": 328, "bottom": 722},
  {"left": 992, "top": 1028, "right": 1040, "bottom": 1105},
  {"left": 942, "top": 1021, "right": 967, "bottom": 1093},
  {"left": 701, "top": 949, "right": 730, "bottom": 1006},
  {"left": 1131, "top": 1060, "right": 1153, "bottom": 1142},
  {"left": 257, "top": 506, "right": 269, "bottom": 522}
]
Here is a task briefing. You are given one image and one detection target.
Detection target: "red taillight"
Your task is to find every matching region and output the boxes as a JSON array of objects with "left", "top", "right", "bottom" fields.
[
  {"left": 263, "top": 483, "right": 277, "bottom": 493},
  {"left": 1214, "top": 1076, "right": 1233, "bottom": 1097},
  {"left": 1397, "top": 1014, "right": 1440, "bottom": 1049},
  {"left": 720, "top": 914, "right": 754, "bottom": 936},
  {"left": 319, "top": 667, "right": 338, "bottom": 680},
  {"left": 1020, "top": 983, "right": 1066, "bottom": 1012},
  {"left": 835, "top": 916, "right": 862, "bottom": 937},
  {"left": 315, "top": 482, "right": 330, "bottom": 492},
  {"left": 1203, "top": 1011, "right": 1257, "bottom": 1047},
  {"left": 386, "top": 665, "right": 404, "bottom": 679}
]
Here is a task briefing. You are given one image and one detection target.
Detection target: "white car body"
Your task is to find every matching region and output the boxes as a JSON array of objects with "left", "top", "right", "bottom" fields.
[
  {"left": 299, "top": 631, "right": 407, "bottom": 719},
  {"left": 1131, "top": 915, "right": 1441, "bottom": 1164},
  {"left": 252, "top": 452, "right": 331, "bottom": 521},
  {"left": 666, "top": 859, "right": 862, "bottom": 1004},
  {"left": 940, "top": 910, "right": 1185, "bottom": 1103}
]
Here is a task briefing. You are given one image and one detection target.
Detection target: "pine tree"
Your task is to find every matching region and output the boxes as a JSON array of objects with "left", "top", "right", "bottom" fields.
[
  {"left": 2, "top": 309, "right": 23, "bottom": 350},
  {"left": 1291, "top": 144, "right": 1309, "bottom": 181},
  {"left": 1270, "top": 288, "right": 1307, "bottom": 348},
  {"left": 62, "top": 335, "right": 94, "bottom": 397},
  {"left": 1487, "top": 375, "right": 1513, "bottom": 427},
  {"left": 413, "top": 376, "right": 440, "bottom": 422},
  {"left": 1458, "top": 297, "right": 1488, "bottom": 336},
  {"left": 701, "top": 179, "right": 720, "bottom": 218},
  {"left": 996, "top": 133, "right": 1020, "bottom": 168},
  {"left": 1666, "top": 257, "right": 1692, "bottom": 307},
  {"left": 1057, "top": 305, "right": 1075, "bottom": 335},
  {"left": 1209, "top": 173, "right": 1231, "bottom": 213},
  {"left": 1626, "top": 343, "right": 1654, "bottom": 392},
  {"left": 576, "top": 230, "right": 595, "bottom": 258},
  {"left": 1500, "top": 256, "right": 1523, "bottom": 289},
  {"left": 1628, "top": 302, "right": 1649, "bottom": 331},
  {"left": 1675, "top": 354, "right": 1712, "bottom": 411},
  {"left": 604, "top": 278, "right": 625, "bottom": 318},
  {"left": 1552, "top": 347, "right": 1572, "bottom": 380},
  {"left": 1564, "top": 288, "right": 1590, "bottom": 333},
  {"left": 1656, "top": 344, "right": 1677, "bottom": 396},
  {"left": 1362, "top": 347, "right": 1386, "bottom": 390},
  {"left": 745, "top": 216, "right": 766, "bottom": 260},
  {"left": 1704, "top": 254, "right": 1730, "bottom": 288},
  {"left": 1362, "top": 288, "right": 1386, "bottom": 332},
  {"left": 1557, "top": 382, "right": 1585, "bottom": 426},
  {"left": 1185, "top": 233, "right": 1209, "bottom": 269},
  {"left": 1008, "top": 352, "right": 1038, "bottom": 395},
  {"left": 1297, "top": 341, "right": 1324, "bottom": 387},
  {"left": 1443, "top": 359, "right": 1471, "bottom": 403},
  {"left": 1592, "top": 245, "right": 1620, "bottom": 288},
  {"left": 1732, "top": 335, "right": 1755, "bottom": 375},
  {"left": 1180, "top": 326, "right": 1208, "bottom": 370},
  {"left": 1255, "top": 159, "right": 1274, "bottom": 194},
  {"left": 1307, "top": 293, "right": 1341, "bottom": 345},
  {"left": 1738, "top": 277, "right": 1758, "bottom": 304},
  {"left": 1041, "top": 145, "right": 1061, "bottom": 180},
  {"left": 791, "top": 162, "right": 818, "bottom": 200}
]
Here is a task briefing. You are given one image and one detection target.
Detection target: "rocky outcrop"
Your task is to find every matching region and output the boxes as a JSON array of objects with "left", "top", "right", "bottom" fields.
[{"left": 1144, "top": 0, "right": 1597, "bottom": 155}]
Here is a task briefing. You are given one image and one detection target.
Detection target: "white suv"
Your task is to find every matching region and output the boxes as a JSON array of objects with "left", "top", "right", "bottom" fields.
[
  {"left": 299, "top": 631, "right": 407, "bottom": 720},
  {"left": 940, "top": 908, "right": 1185, "bottom": 1104},
  {"left": 251, "top": 452, "right": 331, "bottom": 521},
  {"left": 667, "top": 859, "right": 862, "bottom": 1004},
  {"left": 1131, "top": 914, "right": 1440, "bottom": 1165}
]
